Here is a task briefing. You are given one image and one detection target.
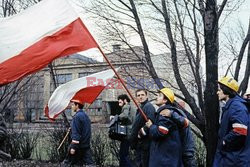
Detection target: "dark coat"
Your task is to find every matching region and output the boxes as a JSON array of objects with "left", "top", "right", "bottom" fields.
[
  {"left": 213, "top": 95, "right": 250, "bottom": 166},
  {"left": 166, "top": 106, "right": 196, "bottom": 167},
  {"left": 71, "top": 109, "right": 92, "bottom": 149},
  {"left": 129, "top": 99, "right": 156, "bottom": 150},
  {"left": 148, "top": 105, "right": 183, "bottom": 167}
]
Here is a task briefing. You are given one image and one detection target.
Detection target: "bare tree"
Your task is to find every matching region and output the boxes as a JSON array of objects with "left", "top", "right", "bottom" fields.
[{"left": 80, "top": 0, "right": 249, "bottom": 165}]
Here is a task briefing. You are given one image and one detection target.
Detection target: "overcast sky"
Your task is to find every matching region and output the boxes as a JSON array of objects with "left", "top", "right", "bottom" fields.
[
  {"left": 70, "top": 0, "right": 249, "bottom": 80},
  {"left": 70, "top": 0, "right": 250, "bottom": 52}
]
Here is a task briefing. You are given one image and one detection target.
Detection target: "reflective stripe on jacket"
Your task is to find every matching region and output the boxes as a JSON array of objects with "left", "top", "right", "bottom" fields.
[
  {"left": 149, "top": 104, "right": 183, "bottom": 167},
  {"left": 213, "top": 95, "right": 249, "bottom": 166}
]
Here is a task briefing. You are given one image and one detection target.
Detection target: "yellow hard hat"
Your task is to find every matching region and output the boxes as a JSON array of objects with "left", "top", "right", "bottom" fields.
[
  {"left": 159, "top": 87, "right": 175, "bottom": 103},
  {"left": 218, "top": 76, "right": 239, "bottom": 92}
]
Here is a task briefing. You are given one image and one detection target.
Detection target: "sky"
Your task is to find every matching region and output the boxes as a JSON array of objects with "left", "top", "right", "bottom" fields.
[
  {"left": 69, "top": 0, "right": 249, "bottom": 82},
  {"left": 70, "top": 0, "right": 250, "bottom": 54}
]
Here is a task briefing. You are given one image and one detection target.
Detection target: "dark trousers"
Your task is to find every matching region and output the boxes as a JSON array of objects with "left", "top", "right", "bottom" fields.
[
  {"left": 63, "top": 147, "right": 94, "bottom": 166},
  {"left": 119, "top": 139, "right": 132, "bottom": 167},
  {"left": 135, "top": 145, "right": 149, "bottom": 167}
]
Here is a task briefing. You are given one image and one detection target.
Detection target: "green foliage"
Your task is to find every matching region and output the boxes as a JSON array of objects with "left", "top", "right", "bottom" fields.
[
  {"left": 45, "top": 124, "right": 69, "bottom": 163},
  {"left": 91, "top": 130, "right": 110, "bottom": 167},
  {"left": 6, "top": 129, "right": 40, "bottom": 159}
]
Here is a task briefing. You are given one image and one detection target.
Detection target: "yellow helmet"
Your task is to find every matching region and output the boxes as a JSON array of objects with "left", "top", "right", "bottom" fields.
[
  {"left": 159, "top": 87, "right": 175, "bottom": 103},
  {"left": 218, "top": 76, "right": 239, "bottom": 92}
]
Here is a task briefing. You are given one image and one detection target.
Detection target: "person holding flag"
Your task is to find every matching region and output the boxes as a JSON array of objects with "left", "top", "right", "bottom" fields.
[
  {"left": 62, "top": 99, "right": 94, "bottom": 167},
  {"left": 145, "top": 88, "right": 184, "bottom": 167}
]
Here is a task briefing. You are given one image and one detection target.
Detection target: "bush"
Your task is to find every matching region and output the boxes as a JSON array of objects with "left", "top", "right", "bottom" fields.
[
  {"left": 91, "top": 130, "right": 110, "bottom": 167},
  {"left": 45, "top": 123, "right": 69, "bottom": 163},
  {"left": 6, "top": 129, "right": 40, "bottom": 159},
  {"left": 194, "top": 135, "right": 206, "bottom": 167}
]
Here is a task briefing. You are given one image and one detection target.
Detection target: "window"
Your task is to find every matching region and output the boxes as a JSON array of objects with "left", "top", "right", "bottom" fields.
[
  {"left": 56, "top": 74, "right": 72, "bottom": 85},
  {"left": 78, "top": 72, "right": 93, "bottom": 78},
  {"left": 50, "top": 73, "right": 72, "bottom": 94}
]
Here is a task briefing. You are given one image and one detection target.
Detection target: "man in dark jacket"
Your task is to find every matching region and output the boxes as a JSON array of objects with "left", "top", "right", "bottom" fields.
[
  {"left": 129, "top": 89, "right": 156, "bottom": 167},
  {"left": 63, "top": 99, "right": 94, "bottom": 166},
  {"left": 213, "top": 76, "right": 250, "bottom": 166},
  {"left": 145, "top": 87, "right": 183, "bottom": 167},
  {"left": 160, "top": 105, "right": 196, "bottom": 167}
]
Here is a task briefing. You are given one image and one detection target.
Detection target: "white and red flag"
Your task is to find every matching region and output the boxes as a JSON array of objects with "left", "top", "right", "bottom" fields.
[
  {"left": 45, "top": 69, "right": 118, "bottom": 120},
  {"left": 0, "top": 0, "right": 98, "bottom": 85}
]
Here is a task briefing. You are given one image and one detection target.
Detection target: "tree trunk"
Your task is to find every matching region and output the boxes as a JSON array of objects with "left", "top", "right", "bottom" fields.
[
  {"left": 239, "top": 39, "right": 250, "bottom": 95},
  {"left": 203, "top": 1, "right": 219, "bottom": 166},
  {"left": 239, "top": 19, "right": 250, "bottom": 94}
]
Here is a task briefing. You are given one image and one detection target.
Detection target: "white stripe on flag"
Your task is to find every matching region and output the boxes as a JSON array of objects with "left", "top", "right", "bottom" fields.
[
  {"left": 0, "top": 0, "right": 78, "bottom": 63},
  {"left": 46, "top": 68, "right": 118, "bottom": 119}
]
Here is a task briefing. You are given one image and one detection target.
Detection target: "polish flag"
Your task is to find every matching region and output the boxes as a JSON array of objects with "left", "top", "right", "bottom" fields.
[
  {"left": 0, "top": 0, "right": 98, "bottom": 85},
  {"left": 45, "top": 69, "right": 118, "bottom": 120}
]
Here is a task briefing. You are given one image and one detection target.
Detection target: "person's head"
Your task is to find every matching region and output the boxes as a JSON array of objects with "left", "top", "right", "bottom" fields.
[
  {"left": 135, "top": 89, "right": 148, "bottom": 104},
  {"left": 243, "top": 89, "right": 250, "bottom": 100},
  {"left": 118, "top": 94, "right": 130, "bottom": 107},
  {"left": 217, "top": 76, "right": 238, "bottom": 101},
  {"left": 155, "top": 88, "right": 175, "bottom": 106},
  {"left": 70, "top": 99, "right": 84, "bottom": 112}
]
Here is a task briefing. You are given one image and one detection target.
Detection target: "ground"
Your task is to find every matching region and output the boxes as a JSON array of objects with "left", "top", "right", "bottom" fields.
[{"left": 0, "top": 160, "right": 59, "bottom": 167}]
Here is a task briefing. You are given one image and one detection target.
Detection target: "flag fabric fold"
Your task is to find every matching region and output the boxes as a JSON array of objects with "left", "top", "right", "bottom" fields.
[
  {"left": 45, "top": 69, "right": 118, "bottom": 120},
  {"left": 0, "top": 0, "right": 98, "bottom": 85}
]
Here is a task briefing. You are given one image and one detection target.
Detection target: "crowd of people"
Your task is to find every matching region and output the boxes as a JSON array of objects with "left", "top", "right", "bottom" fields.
[{"left": 62, "top": 76, "right": 250, "bottom": 167}]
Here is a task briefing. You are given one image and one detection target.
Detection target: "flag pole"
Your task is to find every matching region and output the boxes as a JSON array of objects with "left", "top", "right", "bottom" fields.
[
  {"left": 97, "top": 46, "right": 148, "bottom": 121},
  {"left": 48, "top": 63, "right": 70, "bottom": 127}
]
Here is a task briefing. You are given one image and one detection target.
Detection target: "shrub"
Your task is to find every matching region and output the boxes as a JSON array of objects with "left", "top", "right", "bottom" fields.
[
  {"left": 91, "top": 130, "right": 110, "bottom": 167},
  {"left": 45, "top": 123, "right": 69, "bottom": 163},
  {"left": 6, "top": 129, "right": 40, "bottom": 159},
  {"left": 194, "top": 135, "right": 206, "bottom": 167}
]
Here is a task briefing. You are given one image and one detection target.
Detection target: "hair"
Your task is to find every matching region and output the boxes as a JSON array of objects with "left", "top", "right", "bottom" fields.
[
  {"left": 219, "top": 83, "right": 237, "bottom": 98},
  {"left": 163, "top": 95, "right": 172, "bottom": 105},
  {"left": 135, "top": 89, "right": 148, "bottom": 96},
  {"left": 117, "top": 94, "right": 130, "bottom": 103},
  {"left": 74, "top": 102, "right": 84, "bottom": 109}
]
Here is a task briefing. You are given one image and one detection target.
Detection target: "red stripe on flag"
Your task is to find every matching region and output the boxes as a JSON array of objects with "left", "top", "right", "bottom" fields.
[
  {"left": 72, "top": 86, "right": 105, "bottom": 104},
  {"left": 45, "top": 86, "right": 105, "bottom": 120},
  {"left": 0, "top": 18, "right": 98, "bottom": 85}
]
